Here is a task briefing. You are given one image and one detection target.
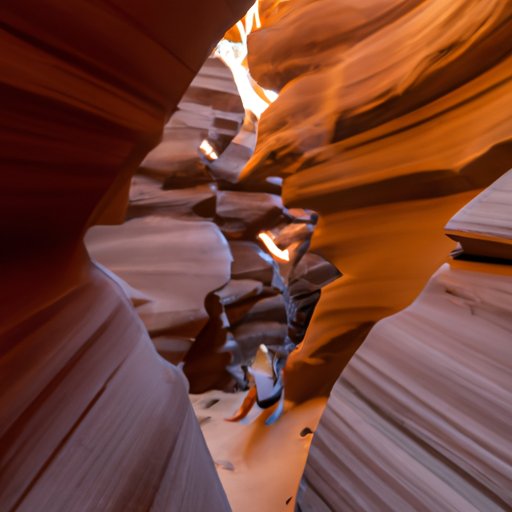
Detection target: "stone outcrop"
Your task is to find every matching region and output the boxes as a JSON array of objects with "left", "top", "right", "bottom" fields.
[
  {"left": 86, "top": 58, "right": 240, "bottom": 362},
  {"left": 445, "top": 170, "right": 512, "bottom": 260},
  {"left": 1, "top": 264, "right": 230, "bottom": 511},
  {"left": 2, "top": 0, "right": 512, "bottom": 510}
]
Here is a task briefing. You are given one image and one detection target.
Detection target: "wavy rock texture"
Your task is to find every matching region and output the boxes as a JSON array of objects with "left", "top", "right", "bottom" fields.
[
  {"left": 86, "top": 57, "right": 240, "bottom": 362},
  {"left": 298, "top": 180, "right": 512, "bottom": 509},
  {"left": 242, "top": 1, "right": 512, "bottom": 508},
  {"left": 243, "top": 0, "right": 512, "bottom": 402},
  {"left": 86, "top": 217, "right": 232, "bottom": 340},
  {"left": 299, "top": 264, "right": 512, "bottom": 511},
  {"left": 139, "top": 56, "right": 245, "bottom": 185},
  {"left": 0, "top": 1, "right": 253, "bottom": 510},
  {"left": 1, "top": 264, "right": 229, "bottom": 511},
  {"left": 86, "top": 48, "right": 340, "bottom": 403}
]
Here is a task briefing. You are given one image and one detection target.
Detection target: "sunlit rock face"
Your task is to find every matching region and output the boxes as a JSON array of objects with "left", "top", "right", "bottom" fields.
[
  {"left": 243, "top": 0, "right": 512, "bottom": 402},
  {"left": 241, "top": 0, "right": 512, "bottom": 508},
  {"left": 0, "top": 1, "right": 253, "bottom": 510},
  {"left": 3, "top": 0, "right": 512, "bottom": 508}
]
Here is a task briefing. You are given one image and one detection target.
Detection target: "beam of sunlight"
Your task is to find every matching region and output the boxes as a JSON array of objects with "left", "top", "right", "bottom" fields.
[
  {"left": 199, "top": 139, "right": 219, "bottom": 160},
  {"left": 215, "top": 1, "right": 278, "bottom": 119},
  {"left": 258, "top": 231, "right": 290, "bottom": 262}
]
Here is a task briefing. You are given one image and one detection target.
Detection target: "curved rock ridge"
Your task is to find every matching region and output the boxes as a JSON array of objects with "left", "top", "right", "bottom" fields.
[
  {"left": 241, "top": 0, "right": 512, "bottom": 402},
  {"left": 0, "top": 1, "right": 254, "bottom": 510},
  {"left": 298, "top": 177, "right": 512, "bottom": 509},
  {"left": 249, "top": 0, "right": 424, "bottom": 92},
  {"left": 86, "top": 57, "right": 240, "bottom": 365},
  {"left": 1, "top": 0, "right": 254, "bottom": 241},
  {"left": 86, "top": 216, "right": 233, "bottom": 340},
  {"left": 245, "top": 0, "right": 512, "bottom": 180},
  {"left": 1, "top": 264, "right": 229, "bottom": 511}
]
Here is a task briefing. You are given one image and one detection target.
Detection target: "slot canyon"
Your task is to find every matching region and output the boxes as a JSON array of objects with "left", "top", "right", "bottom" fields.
[{"left": 1, "top": 1, "right": 511, "bottom": 511}]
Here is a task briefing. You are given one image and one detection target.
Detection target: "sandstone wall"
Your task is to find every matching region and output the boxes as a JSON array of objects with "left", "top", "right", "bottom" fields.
[
  {"left": 244, "top": 0, "right": 512, "bottom": 402},
  {"left": 298, "top": 172, "right": 512, "bottom": 510},
  {"left": 242, "top": 1, "right": 512, "bottom": 508},
  {"left": 0, "top": 1, "right": 253, "bottom": 510}
]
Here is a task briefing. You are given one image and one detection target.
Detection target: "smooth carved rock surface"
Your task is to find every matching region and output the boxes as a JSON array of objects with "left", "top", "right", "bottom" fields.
[
  {"left": 243, "top": 0, "right": 512, "bottom": 402},
  {"left": 86, "top": 216, "right": 232, "bottom": 338},
  {"left": 140, "top": 57, "right": 244, "bottom": 185},
  {"left": 284, "top": 191, "right": 477, "bottom": 399},
  {"left": 84, "top": 35, "right": 336, "bottom": 420},
  {"left": 247, "top": 0, "right": 512, "bottom": 179},
  {"left": 0, "top": 1, "right": 253, "bottom": 510},
  {"left": 249, "top": 0, "right": 420, "bottom": 92},
  {"left": 127, "top": 175, "right": 217, "bottom": 221},
  {"left": 1, "top": 0, "right": 252, "bottom": 239},
  {"left": 299, "top": 259, "right": 512, "bottom": 511},
  {"left": 236, "top": 1, "right": 512, "bottom": 507},
  {"left": 298, "top": 179, "right": 512, "bottom": 509},
  {"left": 1, "top": 264, "right": 231, "bottom": 511},
  {"left": 83, "top": 53, "right": 249, "bottom": 386},
  {"left": 4, "top": 0, "right": 512, "bottom": 509},
  {"left": 216, "top": 190, "right": 284, "bottom": 238}
]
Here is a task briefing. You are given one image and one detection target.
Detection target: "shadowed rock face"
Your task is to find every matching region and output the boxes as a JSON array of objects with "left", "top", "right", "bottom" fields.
[
  {"left": 243, "top": 0, "right": 512, "bottom": 403},
  {"left": 1, "top": 0, "right": 253, "bottom": 241},
  {"left": 1, "top": 264, "right": 231, "bottom": 511},
  {"left": 298, "top": 175, "right": 512, "bottom": 510},
  {"left": 0, "top": 1, "right": 253, "bottom": 510},
  {"left": 86, "top": 57, "right": 244, "bottom": 351}
]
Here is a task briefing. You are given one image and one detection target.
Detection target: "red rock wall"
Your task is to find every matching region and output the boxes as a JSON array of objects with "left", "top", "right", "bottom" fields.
[
  {"left": 0, "top": 1, "right": 253, "bottom": 510},
  {"left": 243, "top": 0, "right": 512, "bottom": 402},
  {"left": 86, "top": 52, "right": 340, "bottom": 404},
  {"left": 299, "top": 173, "right": 512, "bottom": 510},
  {"left": 243, "top": 1, "right": 512, "bottom": 508}
]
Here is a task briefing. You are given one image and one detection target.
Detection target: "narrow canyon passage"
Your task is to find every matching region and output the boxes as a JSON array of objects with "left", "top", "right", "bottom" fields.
[
  {"left": 1, "top": 1, "right": 511, "bottom": 511},
  {"left": 85, "top": 48, "right": 340, "bottom": 510},
  {"left": 82, "top": 3, "right": 512, "bottom": 508}
]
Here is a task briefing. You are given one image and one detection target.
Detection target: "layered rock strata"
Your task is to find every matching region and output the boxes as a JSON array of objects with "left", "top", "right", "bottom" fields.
[
  {"left": 239, "top": 1, "right": 512, "bottom": 507},
  {"left": 86, "top": 57, "right": 242, "bottom": 363},
  {"left": 298, "top": 173, "right": 512, "bottom": 510},
  {"left": 243, "top": 0, "right": 512, "bottom": 403},
  {"left": 0, "top": 1, "right": 254, "bottom": 510},
  {"left": 445, "top": 170, "right": 512, "bottom": 261},
  {"left": 1, "top": 264, "right": 229, "bottom": 511},
  {"left": 87, "top": 52, "right": 340, "bottom": 406}
]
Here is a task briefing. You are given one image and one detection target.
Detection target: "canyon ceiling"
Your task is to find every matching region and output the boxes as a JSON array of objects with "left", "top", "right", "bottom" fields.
[{"left": 1, "top": 1, "right": 511, "bottom": 511}]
